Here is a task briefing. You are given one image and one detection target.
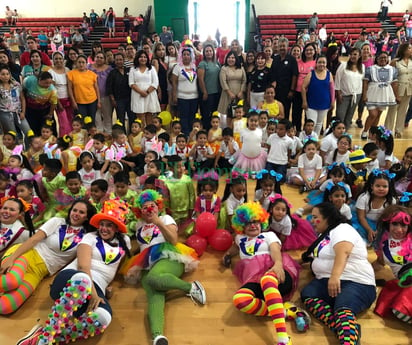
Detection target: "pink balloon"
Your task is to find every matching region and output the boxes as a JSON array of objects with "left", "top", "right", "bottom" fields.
[
  {"left": 186, "top": 234, "right": 208, "bottom": 256},
  {"left": 208, "top": 229, "right": 233, "bottom": 251},
  {"left": 195, "top": 212, "right": 217, "bottom": 238}
]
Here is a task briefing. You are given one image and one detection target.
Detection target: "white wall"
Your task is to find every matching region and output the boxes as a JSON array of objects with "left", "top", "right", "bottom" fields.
[
  {"left": 5, "top": 1, "right": 153, "bottom": 18},
  {"left": 252, "top": 1, "right": 411, "bottom": 15}
]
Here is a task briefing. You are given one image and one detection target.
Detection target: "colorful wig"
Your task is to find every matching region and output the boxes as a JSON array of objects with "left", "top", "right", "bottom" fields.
[
  {"left": 133, "top": 189, "right": 164, "bottom": 219},
  {"left": 231, "top": 201, "right": 269, "bottom": 234}
]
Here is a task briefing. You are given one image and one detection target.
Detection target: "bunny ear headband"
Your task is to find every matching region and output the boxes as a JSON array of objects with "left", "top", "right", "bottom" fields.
[
  {"left": 11, "top": 144, "right": 24, "bottom": 162},
  {"left": 44, "top": 143, "right": 60, "bottom": 159},
  {"left": 106, "top": 148, "right": 124, "bottom": 171}
]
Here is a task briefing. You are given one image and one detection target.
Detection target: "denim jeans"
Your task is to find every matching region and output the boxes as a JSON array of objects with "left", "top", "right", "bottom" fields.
[
  {"left": 0, "top": 111, "right": 31, "bottom": 136},
  {"left": 77, "top": 100, "right": 98, "bottom": 123},
  {"left": 301, "top": 278, "right": 376, "bottom": 314},
  {"left": 50, "top": 269, "right": 112, "bottom": 317},
  {"left": 177, "top": 98, "right": 198, "bottom": 137}
]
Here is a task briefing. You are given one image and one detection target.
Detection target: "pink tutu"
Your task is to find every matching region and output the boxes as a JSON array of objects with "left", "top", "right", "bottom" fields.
[
  {"left": 281, "top": 215, "right": 317, "bottom": 251},
  {"left": 233, "top": 253, "right": 301, "bottom": 300},
  {"left": 234, "top": 150, "right": 267, "bottom": 176}
]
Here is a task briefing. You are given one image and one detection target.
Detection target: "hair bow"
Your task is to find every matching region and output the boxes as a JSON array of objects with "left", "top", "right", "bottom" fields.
[
  {"left": 195, "top": 113, "right": 202, "bottom": 120},
  {"left": 356, "top": 169, "right": 366, "bottom": 177},
  {"left": 63, "top": 135, "right": 72, "bottom": 143},
  {"left": 172, "top": 117, "right": 181, "bottom": 122},
  {"left": 268, "top": 118, "right": 278, "bottom": 124},
  {"left": 7, "top": 130, "right": 17, "bottom": 137},
  {"left": 341, "top": 132, "right": 352, "bottom": 139},
  {"left": 339, "top": 162, "right": 351, "bottom": 175},
  {"left": 325, "top": 181, "right": 335, "bottom": 191},
  {"left": 45, "top": 118, "right": 54, "bottom": 126},
  {"left": 337, "top": 181, "right": 350, "bottom": 194},
  {"left": 195, "top": 170, "right": 219, "bottom": 181},
  {"left": 303, "top": 136, "right": 318, "bottom": 144},
  {"left": 84, "top": 116, "right": 92, "bottom": 124},
  {"left": 270, "top": 170, "right": 283, "bottom": 182},
  {"left": 268, "top": 193, "right": 292, "bottom": 208},
  {"left": 327, "top": 162, "right": 338, "bottom": 170},
  {"left": 75, "top": 114, "right": 83, "bottom": 119},
  {"left": 27, "top": 130, "right": 35, "bottom": 137},
  {"left": 400, "top": 192, "right": 412, "bottom": 203},
  {"left": 237, "top": 99, "right": 244, "bottom": 106},
  {"left": 115, "top": 119, "right": 123, "bottom": 127},
  {"left": 248, "top": 108, "right": 260, "bottom": 114},
  {"left": 384, "top": 170, "right": 396, "bottom": 179},
  {"left": 382, "top": 129, "right": 392, "bottom": 140},
  {"left": 256, "top": 169, "right": 268, "bottom": 179},
  {"left": 226, "top": 170, "right": 248, "bottom": 183},
  {"left": 134, "top": 118, "right": 142, "bottom": 124}
]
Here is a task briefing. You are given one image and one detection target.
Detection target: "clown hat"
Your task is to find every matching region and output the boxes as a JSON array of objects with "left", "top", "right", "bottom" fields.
[
  {"left": 90, "top": 199, "right": 128, "bottom": 233},
  {"left": 346, "top": 150, "right": 371, "bottom": 165}
]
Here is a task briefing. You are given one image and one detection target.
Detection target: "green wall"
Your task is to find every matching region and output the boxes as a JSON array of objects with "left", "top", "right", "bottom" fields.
[{"left": 154, "top": 0, "right": 189, "bottom": 42}]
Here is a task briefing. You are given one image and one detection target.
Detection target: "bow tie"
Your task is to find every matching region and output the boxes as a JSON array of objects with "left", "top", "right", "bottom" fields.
[{"left": 83, "top": 172, "right": 95, "bottom": 179}]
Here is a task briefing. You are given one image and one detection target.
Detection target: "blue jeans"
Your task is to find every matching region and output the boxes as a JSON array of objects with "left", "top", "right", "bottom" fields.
[
  {"left": 0, "top": 111, "right": 31, "bottom": 135},
  {"left": 50, "top": 269, "right": 112, "bottom": 317},
  {"left": 77, "top": 100, "right": 98, "bottom": 123},
  {"left": 177, "top": 98, "right": 198, "bottom": 137},
  {"left": 265, "top": 162, "right": 288, "bottom": 183},
  {"left": 301, "top": 278, "right": 376, "bottom": 314}
]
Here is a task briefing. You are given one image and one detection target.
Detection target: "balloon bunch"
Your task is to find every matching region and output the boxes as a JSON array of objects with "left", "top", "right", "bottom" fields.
[{"left": 186, "top": 212, "right": 232, "bottom": 256}]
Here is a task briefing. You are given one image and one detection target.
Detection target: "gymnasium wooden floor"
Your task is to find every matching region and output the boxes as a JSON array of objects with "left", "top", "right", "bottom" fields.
[{"left": 2, "top": 114, "right": 412, "bottom": 345}]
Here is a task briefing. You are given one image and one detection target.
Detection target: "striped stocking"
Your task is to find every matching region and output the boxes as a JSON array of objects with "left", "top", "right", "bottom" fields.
[
  {"left": 233, "top": 287, "right": 268, "bottom": 316},
  {"left": 303, "top": 297, "right": 335, "bottom": 329},
  {"left": 334, "top": 309, "right": 359, "bottom": 345},
  {"left": 0, "top": 256, "right": 29, "bottom": 292}
]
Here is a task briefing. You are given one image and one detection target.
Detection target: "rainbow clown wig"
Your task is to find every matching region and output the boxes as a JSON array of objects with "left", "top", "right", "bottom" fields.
[
  {"left": 231, "top": 202, "right": 269, "bottom": 234},
  {"left": 133, "top": 189, "right": 164, "bottom": 219}
]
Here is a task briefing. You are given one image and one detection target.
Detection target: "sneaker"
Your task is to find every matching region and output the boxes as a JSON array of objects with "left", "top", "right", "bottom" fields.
[
  {"left": 278, "top": 337, "right": 292, "bottom": 345},
  {"left": 295, "top": 207, "right": 304, "bottom": 217},
  {"left": 187, "top": 280, "right": 206, "bottom": 305},
  {"left": 299, "top": 185, "right": 307, "bottom": 194},
  {"left": 153, "top": 335, "right": 169, "bottom": 345},
  {"left": 16, "top": 325, "right": 42, "bottom": 345},
  {"left": 356, "top": 119, "right": 363, "bottom": 128},
  {"left": 360, "top": 131, "right": 368, "bottom": 140}
]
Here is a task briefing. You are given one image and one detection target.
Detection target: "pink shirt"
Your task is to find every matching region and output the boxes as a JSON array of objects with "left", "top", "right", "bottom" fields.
[{"left": 296, "top": 60, "right": 316, "bottom": 92}]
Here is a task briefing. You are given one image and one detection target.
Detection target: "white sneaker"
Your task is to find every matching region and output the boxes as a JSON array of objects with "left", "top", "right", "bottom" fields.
[
  {"left": 187, "top": 280, "right": 206, "bottom": 305},
  {"left": 153, "top": 335, "right": 168, "bottom": 345},
  {"left": 361, "top": 131, "right": 368, "bottom": 140}
]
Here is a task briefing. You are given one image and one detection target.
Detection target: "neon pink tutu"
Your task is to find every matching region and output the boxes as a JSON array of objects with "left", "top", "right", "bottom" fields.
[
  {"left": 281, "top": 215, "right": 317, "bottom": 251},
  {"left": 234, "top": 150, "right": 267, "bottom": 176},
  {"left": 233, "top": 253, "right": 301, "bottom": 300}
]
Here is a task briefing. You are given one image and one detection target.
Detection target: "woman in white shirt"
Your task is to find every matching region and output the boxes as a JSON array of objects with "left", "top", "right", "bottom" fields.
[
  {"left": 335, "top": 48, "right": 365, "bottom": 129},
  {"left": 15, "top": 199, "right": 131, "bottom": 345},
  {"left": 301, "top": 202, "right": 376, "bottom": 345}
]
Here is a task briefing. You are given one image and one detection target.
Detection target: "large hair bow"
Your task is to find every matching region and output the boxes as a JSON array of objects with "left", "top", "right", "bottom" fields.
[
  {"left": 268, "top": 193, "right": 292, "bottom": 208},
  {"left": 226, "top": 170, "right": 248, "bottom": 183}
]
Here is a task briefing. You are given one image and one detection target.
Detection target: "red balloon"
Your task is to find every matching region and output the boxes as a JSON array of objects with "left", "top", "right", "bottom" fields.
[
  {"left": 186, "top": 234, "right": 208, "bottom": 256},
  {"left": 195, "top": 212, "right": 217, "bottom": 238},
  {"left": 208, "top": 229, "right": 233, "bottom": 251}
]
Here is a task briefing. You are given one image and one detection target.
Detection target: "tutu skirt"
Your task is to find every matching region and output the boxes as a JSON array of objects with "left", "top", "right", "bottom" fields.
[
  {"left": 374, "top": 279, "right": 412, "bottom": 318},
  {"left": 234, "top": 150, "right": 267, "bottom": 177},
  {"left": 233, "top": 253, "right": 301, "bottom": 301},
  {"left": 280, "top": 215, "right": 317, "bottom": 251},
  {"left": 121, "top": 242, "right": 199, "bottom": 283},
  {"left": 306, "top": 190, "right": 325, "bottom": 206}
]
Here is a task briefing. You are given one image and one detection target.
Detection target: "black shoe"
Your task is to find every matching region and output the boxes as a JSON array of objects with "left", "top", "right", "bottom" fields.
[
  {"left": 356, "top": 119, "right": 363, "bottom": 128},
  {"left": 299, "top": 185, "right": 307, "bottom": 194}
]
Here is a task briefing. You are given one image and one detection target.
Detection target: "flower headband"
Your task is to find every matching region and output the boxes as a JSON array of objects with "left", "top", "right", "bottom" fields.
[
  {"left": 371, "top": 169, "right": 396, "bottom": 179},
  {"left": 226, "top": 170, "right": 248, "bottom": 183},
  {"left": 269, "top": 193, "right": 292, "bottom": 208},
  {"left": 231, "top": 202, "right": 269, "bottom": 234},
  {"left": 256, "top": 169, "right": 282, "bottom": 182}
]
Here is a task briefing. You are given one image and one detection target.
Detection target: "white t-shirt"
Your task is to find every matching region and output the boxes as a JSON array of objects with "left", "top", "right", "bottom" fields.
[
  {"left": 254, "top": 190, "right": 275, "bottom": 211},
  {"left": 78, "top": 168, "right": 101, "bottom": 188},
  {"left": 226, "top": 193, "right": 245, "bottom": 216},
  {"left": 377, "top": 149, "right": 394, "bottom": 169},
  {"left": 298, "top": 131, "right": 318, "bottom": 144},
  {"left": 320, "top": 134, "right": 338, "bottom": 157},
  {"left": 235, "top": 231, "right": 281, "bottom": 260},
  {"left": 290, "top": 136, "right": 303, "bottom": 156},
  {"left": 219, "top": 140, "right": 239, "bottom": 159},
  {"left": 49, "top": 68, "right": 70, "bottom": 99},
  {"left": 135, "top": 215, "right": 176, "bottom": 252},
  {"left": 366, "top": 159, "right": 379, "bottom": 173},
  {"left": 325, "top": 150, "right": 350, "bottom": 166},
  {"left": 298, "top": 153, "right": 323, "bottom": 176},
  {"left": 65, "top": 232, "right": 131, "bottom": 291},
  {"left": 172, "top": 64, "right": 199, "bottom": 99},
  {"left": 240, "top": 128, "right": 263, "bottom": 158},
  {"left": 35, "top": 218, "right": 86, "bottom": 275},
  {"left": 269, "top": 215, "right": 292, "bottom": 236},
  {"left": 267, "top": 134, "right": 293, "bottom": 165},
  {"left": 340, "top": 203, "right": 352, "bottom": 220},
  {"left": 311, "top": 223, "right": 375, "bottom": 285},
  {"left": 355, "top": 192, "right": 396, "bottom": 221}
]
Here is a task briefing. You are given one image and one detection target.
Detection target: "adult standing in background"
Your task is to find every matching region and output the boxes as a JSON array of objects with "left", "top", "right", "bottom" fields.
[
  {"left": 88, "top": 52, "right": 113, "bottom": 133},
  {"left": 129, "top": 50, "right": 161, "bottom": 126},
  {"left": 380, "top": 0, "right": 392, "bottom": 22},
  {"left": 67, "top": 55, "right": 100, "bottom": 123},
  {"left": 216, "top": 36, "right": 230, "bottom": 65},
  {"left": 171, "top": 46, "right": 199, "bottom": 135},
  {"left": 19, "top": 36, "right": 51, "bottom": 68},
  {"left": 106, "top": 7, "right": 116, "bottom": 38},
  {"left": 123, "top": 7, "right": 131, "bottom": 33},
  {"left": 217, "top": 51, "right": 246, "bottom": 128},
  {"left": 152, "top": 42, "right": 169, "bottom": 110},
  {"left": 198, "top": 44, "right": 221, "bottom": 130},
  {"left": 0, "top": 49, "right": 21, "bottom": 82},
  {"left": 159, "top": 26, "right": 173, "bottom": 46},
  {"left": 308, "top": 12, "right": 318, "bottom": 32},
  {"left": 270, "top": 37, "right": 298, "bottom": 120},
  {"left": 335, "top": 48, "right": 364, "bottom": 130},
  {"left": 384, "top": 43, "right": 412, "bottom": 138},
  {"left": 107, "top": 53, "right": 133, "bottom": 127}
]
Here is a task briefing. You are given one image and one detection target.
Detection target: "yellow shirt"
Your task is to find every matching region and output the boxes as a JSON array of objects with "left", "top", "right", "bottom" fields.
[{"left": 67, "top": 69, "right": 98, "bottom": 104}]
